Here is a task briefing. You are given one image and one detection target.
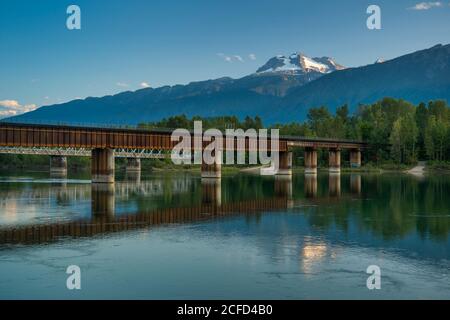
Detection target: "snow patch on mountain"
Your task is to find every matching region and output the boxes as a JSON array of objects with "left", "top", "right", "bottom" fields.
[{"left": 256, "top": 52, "right": 345, "bottom": 75}]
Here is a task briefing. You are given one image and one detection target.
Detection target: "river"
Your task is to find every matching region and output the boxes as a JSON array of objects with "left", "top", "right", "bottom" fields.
[{"left": 0, "top": 170, "right": 449, "bottom": 299}]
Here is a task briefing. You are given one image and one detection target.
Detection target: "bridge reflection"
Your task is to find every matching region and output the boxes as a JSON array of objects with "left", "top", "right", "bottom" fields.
[{"left": 0, "top": 174, "right": 363, "bottom": 245}]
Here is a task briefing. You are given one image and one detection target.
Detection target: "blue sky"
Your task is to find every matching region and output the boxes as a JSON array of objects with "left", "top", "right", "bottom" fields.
[{"left": 1, "top": 0, "right": 450, "bottom": 117}]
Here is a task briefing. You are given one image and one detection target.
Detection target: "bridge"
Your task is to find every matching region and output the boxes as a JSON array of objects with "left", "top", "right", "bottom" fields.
[{"left": 0, "top": 122, "right": 367, "bottom": 183}]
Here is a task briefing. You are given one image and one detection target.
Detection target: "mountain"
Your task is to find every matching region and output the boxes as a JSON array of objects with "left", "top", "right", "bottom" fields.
[
  {"left": 6, "top": 52, "right": 343, "bottom": 125},
  {"left": 277, "top": 44, "right": 450, "bottom": 122},
  {"left": 256, "top": 53, "right": 345, "bottom": 74},
  {"left": 5, "top": 44, "right": 450, "bottom": 125}
]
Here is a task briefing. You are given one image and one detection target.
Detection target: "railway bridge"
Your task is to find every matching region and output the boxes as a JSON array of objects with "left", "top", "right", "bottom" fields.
[{"left": 0, "top": 122, "right": 367, "bottom": 183}]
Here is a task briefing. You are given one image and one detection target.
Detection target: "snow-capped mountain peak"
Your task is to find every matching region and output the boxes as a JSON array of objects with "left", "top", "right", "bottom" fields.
[{"left": 256, "top": 52, "right": 345, "bottom": 74}]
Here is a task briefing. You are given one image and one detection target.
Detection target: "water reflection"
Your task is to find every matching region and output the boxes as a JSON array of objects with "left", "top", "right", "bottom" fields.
[
  {"left": 201, "top": 178, "right": 222, "bottom": 206},
  {"left": 301, "top": 241, "right": 329, "bottom": 275},
  {"left": 0, "top": 172, "right": 450, "bottom": 246},
  {"left": 124, "top": 171, "right": 141, "bottom": 184},
  {"left": 49, "top": 171, "right": 68, "bottom": 180},
  {"left": 328, "top": 173, "right": 341, "bottom": 198},
  {"left": 92, "top": 184, "right": 115, "bottom": 218},
  {"left": 1, "top": 171, "right": 450, "bottom": 299},
  {"left": 304, "top": 174, "right": 317, "bottom": 198},
  {"left": 274, "top": 176, "right": 292, "bottom": 199},
  {"left": 350, "top": 174, "right": 361, "bottom": 195}
]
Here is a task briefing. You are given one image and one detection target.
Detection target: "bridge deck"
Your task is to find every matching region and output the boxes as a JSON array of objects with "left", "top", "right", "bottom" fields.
[{"left": 0, "top": 122, "right": 367, "bottom": 153}]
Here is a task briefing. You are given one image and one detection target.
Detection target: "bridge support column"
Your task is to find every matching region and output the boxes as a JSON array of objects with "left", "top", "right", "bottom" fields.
[
  {"left": 304, "top": 147, "right": 317, "bottom": 175},
  {"left": 329, "top": 148, "right": 341, "bottom": 173},
  {"left": 91, "top": 148, "right": 115, "bottom": 184},
  {"left": 350, "top": 149, "right": 361, "bottom": 168},
  {"left": 201, "top": 142, "right": 222, "bottom": 179},
  {"left": 276, "top": 151, "right": 292, "bottom": 176},
  {"left": 50, "top": 156, "right": 67, "bottom": 175},
  {"left": 126, "top": 158, "right": 141, "bottom": 172}
]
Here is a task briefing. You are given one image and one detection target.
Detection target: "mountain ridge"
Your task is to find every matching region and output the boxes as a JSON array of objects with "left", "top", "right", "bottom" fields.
[{"left": 6, "top": 44, "right": 450, "bottom": 125}]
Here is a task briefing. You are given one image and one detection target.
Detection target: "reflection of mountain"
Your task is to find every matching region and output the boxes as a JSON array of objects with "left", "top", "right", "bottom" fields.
[{"left": 6, "top": 44, "right": 450, "bottom": 124}]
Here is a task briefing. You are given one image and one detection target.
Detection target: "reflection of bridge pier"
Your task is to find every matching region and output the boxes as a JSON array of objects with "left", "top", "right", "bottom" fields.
[
  {"left": 274, "top": 175, "right": 293, "bottom": 208},
  {"left": 328, "top": 173, "right": 341, "bottom": 198},
  {"left": 304, "top": 174, "right": 318, "bottom": 198},
  {"left": 350, "top": 174, "right": 362, "bottom": 195},
  {"left": 50, "top": 155, "right": 67, "bottom": 176},
  {"left": 125, "top": 171, "right": 141, "bottom": 183},
  {"left": 201, "top": 178, "right": 222, "bottom": 206},
  {"left": 91, "top": 183, "right": 115, "bottom": 218},
  {"left": 274, "top": 175, "right": 292, "bottom": 199}
]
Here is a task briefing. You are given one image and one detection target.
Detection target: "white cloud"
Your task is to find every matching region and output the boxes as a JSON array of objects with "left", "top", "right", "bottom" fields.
[
  {"left": 116, "top": 82, "right": 129, "bottom": 87},
  {"left": 233, "top": 55, "right": 244, "bottom": 62},
  {"left": 248, "top": 53, "right": 257, "bottom": 60},
  {"left": 409, "top": 2, "right": 443, "bottom": 10},
  {"left": 217, "top": 53, "right": 248, "bottom": 63},
  {"left": 140, "top": 82, "right": 150, "bottom": 88},
  {"left": 217, "top": 53, "right": 232, "bottom": 62},
  {"left": 0, "top": 100, "right": 21, "bottom": 108},
  {"left": 0, "top": 99, "right": 38, "bottom": 119}
]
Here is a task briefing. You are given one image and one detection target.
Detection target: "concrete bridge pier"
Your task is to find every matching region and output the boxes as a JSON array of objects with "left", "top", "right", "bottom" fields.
[
  {"left": 304, "top": 147, "right": 318, "bottom": 175},
  {"left": 91, "top": 148, "right": 115, "bottom": 183},
  {"left": 350, "top": 149, "right": 362, "bottom": 168},
  {"left": 304, "top": 174, "right": 318, "bottom": 198},
  {"left": 276, "top": 151, "right": 293, "bottom": 176},
  {"left": 201, "top": 143, "right": 222, "bottom": 179},
  {"left": 125, "top": 158, "right": 141, "bottom": 182},
  {"left": 91, "top": 183, "right": 115, "bottom": 219},
  {"left": 329, "top": 173, "right": 341, "bottom": 198},
  {"left": 126, "top": 158, "right": 141, "bottom": 172},
  {"left": 201, "top": 178, "right": 222, "bottom": 206},
  {"left": 49, "top": 156, "right": 67, "bottom": 176},
  {"left": 329, "top": 148, "right": 341, "bottom": 173}
]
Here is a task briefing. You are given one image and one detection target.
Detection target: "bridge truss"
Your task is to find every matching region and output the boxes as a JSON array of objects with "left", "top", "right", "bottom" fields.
[{"left": 0, "top": 146, "right": 169, "bottom": 159}]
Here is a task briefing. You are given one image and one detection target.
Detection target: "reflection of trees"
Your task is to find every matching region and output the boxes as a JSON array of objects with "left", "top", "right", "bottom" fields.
[
  {"left": 136, "top": 173, "right": 450, "bottom": 242},
  {"left": 3, "top": 172, "right": 449, "bottom": 242},
  {"left": 300, "top": 174, "right": 450, "bottom": 242}
]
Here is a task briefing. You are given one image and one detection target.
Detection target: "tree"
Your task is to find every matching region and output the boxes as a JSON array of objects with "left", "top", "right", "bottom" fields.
[{"left": 389, "top": 113, "right": 418, "bottom": 164}]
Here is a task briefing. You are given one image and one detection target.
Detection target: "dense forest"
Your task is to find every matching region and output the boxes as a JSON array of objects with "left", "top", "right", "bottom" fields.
[{"left": 138, "top": 97, "right": 450, "bottom": 168}]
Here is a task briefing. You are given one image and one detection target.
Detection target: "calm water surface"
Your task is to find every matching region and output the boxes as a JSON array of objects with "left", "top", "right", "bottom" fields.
[{"left": 0, "top": 169, "right": 449, "bottom": 299}]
